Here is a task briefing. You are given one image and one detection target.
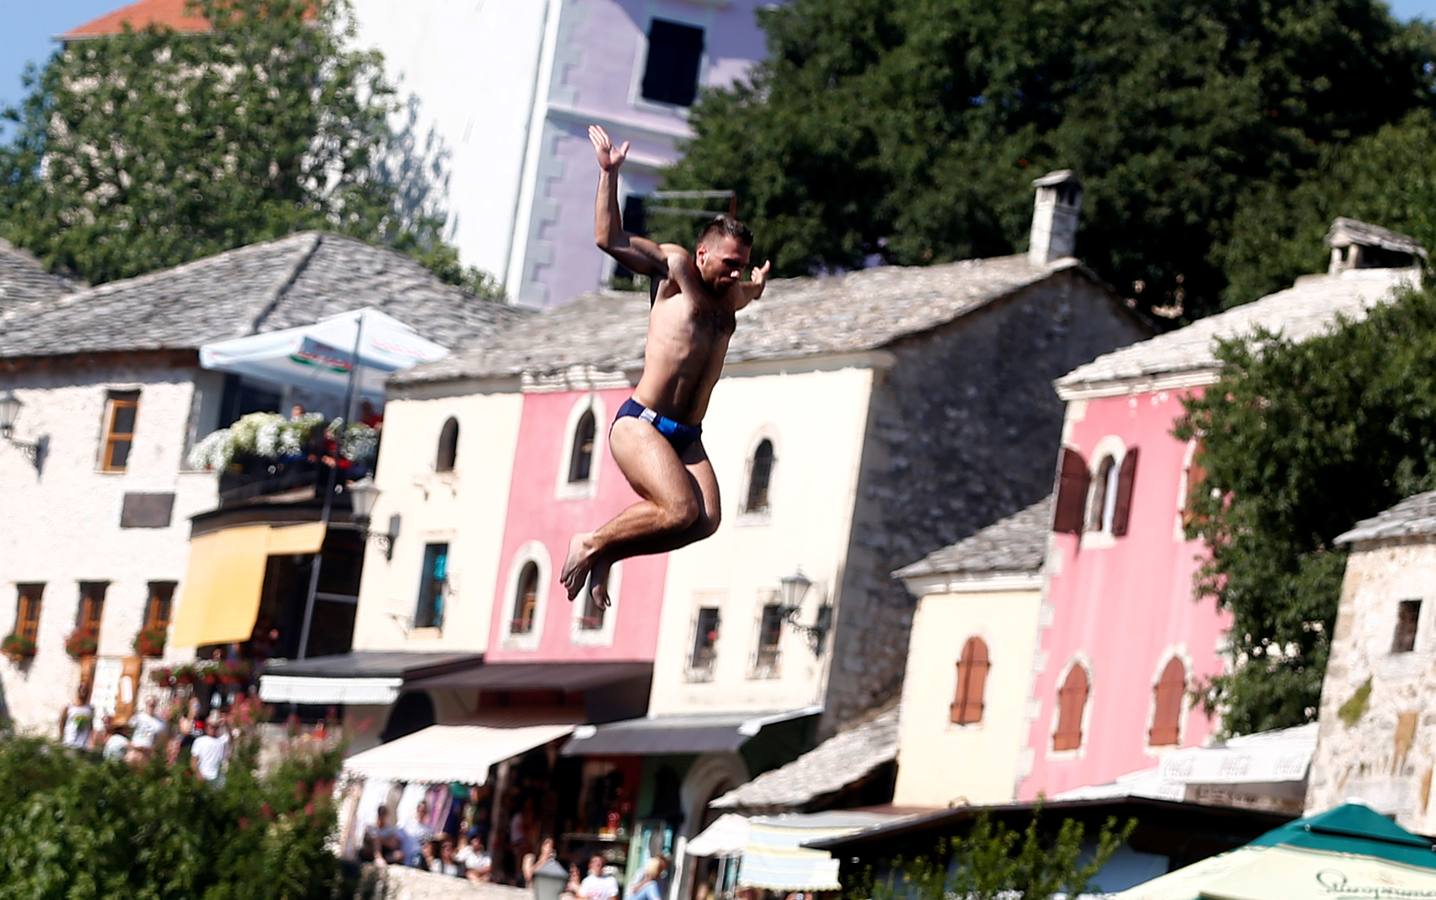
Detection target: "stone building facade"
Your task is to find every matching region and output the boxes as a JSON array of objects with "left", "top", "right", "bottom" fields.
[{"left": 1306, "top": 490, "right": 1436, "bottom": 831}]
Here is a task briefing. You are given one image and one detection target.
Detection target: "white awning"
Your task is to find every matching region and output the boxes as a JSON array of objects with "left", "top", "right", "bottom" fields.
[
  {"left": 343, "top": 720, "right": 576, "bottom": 785},
  {"left": 259, "top": 675, "right": 403, "bottom": 705},
  {"left": 686, "top": 814, "right": 751, "bottom": 857}
]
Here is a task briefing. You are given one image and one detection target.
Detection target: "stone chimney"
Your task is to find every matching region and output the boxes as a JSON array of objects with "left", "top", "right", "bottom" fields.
[
  {"left": 1326, "top": 217, "right": 1427, "bottom": 275},
  {"left": 1028, "top": 170, "right": 1082, "bottom": 265}
]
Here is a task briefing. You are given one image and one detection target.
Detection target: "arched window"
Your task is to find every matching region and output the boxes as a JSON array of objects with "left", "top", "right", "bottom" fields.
[
  {"left": 567, "top": 410, "right": 596, "bottom": 483},
  {"left": 436, "top": 417, "right": 460, "bottom": 472},
  {"left": 950, "top": 637, "right": 990, "bottom": 725},
  {"left": 1053, "top": 663, "right": 1090, "bottom": 751},
  {"left": 579, "top": 587, "right": 606, "bottom": 632},
  {"left": 511, "top": 562, "right": 540, "bottom": 634},
  {"left": 744, "top": 439, "right": 776, "bottom": 513},
  {"left": 1087, "top": 456, "right": 1117, "bottom": 532},
  {"left": 1148, "top": 657, "right": 1187, "bottom": 746}
]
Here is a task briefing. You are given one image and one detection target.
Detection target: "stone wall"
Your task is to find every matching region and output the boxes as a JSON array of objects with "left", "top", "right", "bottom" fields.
[
  {"left": 823, "top": 271, "right": 1148, "bottom": 734},
  {"left": 363, "top": 865, "right": 530, "bottom": 900},
  {"left": 1306, "top": 538, "right": 1436, "bottom": 831}
]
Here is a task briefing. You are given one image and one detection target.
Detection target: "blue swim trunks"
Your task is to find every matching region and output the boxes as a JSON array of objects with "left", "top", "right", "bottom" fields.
[{"left": 614, "top": 398, "right": 703, "bottom": 454}]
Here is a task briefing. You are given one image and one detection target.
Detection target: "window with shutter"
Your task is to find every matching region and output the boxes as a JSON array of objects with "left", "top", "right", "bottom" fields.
[
  {"left": 1053, "top": 448, "right": 1090, "bottom": 534},
  {"left": 1148, "top": 657, "right": 1186, "bottom": 746},
  {"left": 15, "top": 584, "right": 43, "bottom": 643},
  {"left": 1111, "top": 448, "right": 1139, "bottom": 536},
  {"left": 1053, "top": 663, "right": 1090, "bottom": 751},
  {"left": 77, "top": 582, "right": 107, "bottom": 632},
  {"left": 1087, "top": 456, "right": 1117, "bottom": 532},
  {"left": 950, "top": 637, "right": 990, "bottom": 725}
]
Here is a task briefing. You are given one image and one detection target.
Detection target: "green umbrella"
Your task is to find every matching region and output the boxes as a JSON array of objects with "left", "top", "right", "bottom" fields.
[{"left": 1116, "top": 803, "right": 1436, "bottom": 899}]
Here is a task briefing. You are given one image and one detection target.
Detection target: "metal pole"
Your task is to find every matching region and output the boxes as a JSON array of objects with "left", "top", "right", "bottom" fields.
[{"left": 295, "top": 311, "right": 366, "bottom": 660}]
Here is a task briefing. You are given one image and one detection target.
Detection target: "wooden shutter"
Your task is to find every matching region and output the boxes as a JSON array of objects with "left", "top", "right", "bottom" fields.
[
  {"left": 1053, "top": 664, "right": 1089, "bottom": 751},
  {"left": 950, "top": 637, "right": 990, "bottom": 725},
  {"left": 1053, "top": 448, "right": 1090, "bottom": 534},
  {"left": 1111, "top": 448, "right": 1140, "bottom": 536},
  {"left": 1148, "top": 658, "right": 1186, "bottom": 746}
]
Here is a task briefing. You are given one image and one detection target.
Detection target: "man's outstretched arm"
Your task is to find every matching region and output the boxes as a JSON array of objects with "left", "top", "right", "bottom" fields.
[
  {"left": 734, "top": 260, "right": 771, "bottom": 310},
  {"left": 591, "top": 125, "right": 670, "bottom": 279}
]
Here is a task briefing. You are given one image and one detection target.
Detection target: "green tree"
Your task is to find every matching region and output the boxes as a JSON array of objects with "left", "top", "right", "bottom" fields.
[
  {"left": 0, "top": 0, "right": 500, "bottom": 298},
  {"left": 846, "top": 808, "right": 1135, "bottom": 899},
  {"left": 0, "top": 735, "right": 351, "bottom": 898},
  {"left": 661, "top": 0, "right": 1436, "bottom": 319},
  {"left": 1175, "top": 286, "right": 1436, "bottom": 734},
  {"left": 1218, "top": 110, "right": 1436, "bottom": 307}
]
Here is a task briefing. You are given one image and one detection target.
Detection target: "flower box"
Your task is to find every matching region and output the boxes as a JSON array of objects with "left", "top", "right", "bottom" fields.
[
  {"left": 64, "top": 625, "right": 99, "bottom": 660},
  {"left": 2, "top": 633, "right": 36, "bottom": 663}
]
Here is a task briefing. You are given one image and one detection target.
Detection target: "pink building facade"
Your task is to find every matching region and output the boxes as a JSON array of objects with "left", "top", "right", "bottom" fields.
[
  {"left": 486, "top": 388, "right": 667, "bottom": 663},
  {"left": 1018, "top": 387, "right": 1227, "bottom": 799}
]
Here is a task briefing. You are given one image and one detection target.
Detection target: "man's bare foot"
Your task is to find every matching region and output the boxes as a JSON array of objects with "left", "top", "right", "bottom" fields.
[
  {"left": 561, "top": 533, "right": 596, "bottom": 601},
  {"left": 588, "top": 557, "right": 612, "bottom": 610}
]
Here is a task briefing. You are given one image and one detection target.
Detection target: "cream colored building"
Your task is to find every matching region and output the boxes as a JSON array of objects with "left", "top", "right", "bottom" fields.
[
  {"left": 1306, "top": 489, "right": 1436, "bottom": 831},
  {"left": 890, "top": 498, "right": 1050, "bottom": 808}
]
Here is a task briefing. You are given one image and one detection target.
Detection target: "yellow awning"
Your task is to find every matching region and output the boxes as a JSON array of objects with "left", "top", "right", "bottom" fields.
[{"left": 170, "top": 522, "right": 326, "bottom": 648}]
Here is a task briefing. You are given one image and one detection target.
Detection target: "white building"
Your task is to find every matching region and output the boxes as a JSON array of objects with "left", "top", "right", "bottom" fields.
[{"left": 0, "top": 232, "right": 522, "bottom": 732}]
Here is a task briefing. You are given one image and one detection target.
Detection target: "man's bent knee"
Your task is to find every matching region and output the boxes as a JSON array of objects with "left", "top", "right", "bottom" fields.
[{"left": 659, "top": 496, "right": 701, "bottom": 533}]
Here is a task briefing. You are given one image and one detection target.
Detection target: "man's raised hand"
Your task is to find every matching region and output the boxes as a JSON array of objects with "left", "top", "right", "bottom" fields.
[
  {"left": 749, "top": 260, "right": 772, "bottom": 291},
  {"left": 589, "top": 125, "right": 629, "bottom": 172}
]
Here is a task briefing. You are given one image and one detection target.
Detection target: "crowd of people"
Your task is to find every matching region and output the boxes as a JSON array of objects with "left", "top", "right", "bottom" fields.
[
  {"left": 59, "top": 687, "right": 248, "bottom": 785},
  {"left": 360, "top": 797, "right": 671, "bottom": 898}
]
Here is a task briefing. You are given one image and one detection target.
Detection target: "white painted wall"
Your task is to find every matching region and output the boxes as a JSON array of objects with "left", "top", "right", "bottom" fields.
[
  {"left": 348, "top": 0, "right": 551, "bottom": 286},
  {"left": 0, "top": 363, "right": 220, "bottom": 732},
  {"left": 892, "top": 580, "right": 1043, "bottom": 808},
  {"left": 647, "top": 362, "right": 874, "bottom": 716},
  {"left": 350, "top": 389, "right": 526, "bottom": 653}
]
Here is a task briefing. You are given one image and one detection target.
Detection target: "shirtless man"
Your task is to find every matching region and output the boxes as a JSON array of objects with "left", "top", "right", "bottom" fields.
[{"left": 561, "top": 125, "right": 770, "bottom": 608}]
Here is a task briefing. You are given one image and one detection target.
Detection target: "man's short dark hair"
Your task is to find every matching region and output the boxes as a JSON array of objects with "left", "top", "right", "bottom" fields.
[{"left": 697, "top": 214, "right": 753, "bottom": 248}]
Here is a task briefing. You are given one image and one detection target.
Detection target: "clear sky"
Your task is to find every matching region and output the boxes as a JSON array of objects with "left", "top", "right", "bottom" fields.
[{"left": 3, "top": 0, "right": 1436, "bottom": 114}]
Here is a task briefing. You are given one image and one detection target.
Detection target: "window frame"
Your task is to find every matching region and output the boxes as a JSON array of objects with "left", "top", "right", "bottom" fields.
[
  {"left": 556, "top": 397, "right": 606, "bottom": 500},
  {"left": 511, "top": 562, "right": 541, "bottom": 636},
  {"left": 500, "top": 543, "right": 551, "bottom": 649},
  {"left": 15, "top": 583, "right": 43, "bottom": 644},
  {"left": 687, "top": 606, "right": 721, "bottom": 681},
  {"left": 100, "top": 390, "right": 141, "bottom": 473},
  {"left": 567, "top": 410, "right": 598, "bottom": 485},
  {"left": 142, "top": 581, "right": 176, "bottom": 633},
  {"left": 435, "top": 417, "right": 460, "bottom": 474},
  {"left": 414, "top": 543, "right": 450, "bottom": 631},
  {"left": 1052, "top": 661, "right": 1091, "bottom": 753},
  {"left": 741, "top": 439, "right": 776, "bottom": 516},
  {"left": 950, "top": 636, "right": 991, "bottom": 726},
  {"left": 1393, "top": 599, "right": 1422, "bottom": 654},
  {"left": 637, "top": 17, "right": 708, "bottom": 109},
  {"left": 750, "top": 601, "right": 784, "bottom": 679},
  {"left": 76, "top": 581, "right": 108, "bottom": 633}
]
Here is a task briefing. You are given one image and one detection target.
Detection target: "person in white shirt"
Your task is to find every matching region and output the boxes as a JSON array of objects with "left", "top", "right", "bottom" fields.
[
  {"left": 189, "top": 714, "right": 230, "bottom": 785},
  {"left": 58, "top": 688, "right": 93, "bottom": 750},
  {"left": 100, "top": 718, "right": 130, "bottom": 762},
  {"left": 456, "top": 834, "right": 493, "bottom": 883},
  {"left": 402, "top": 799, "right": 434, "bottom": 867},
  {"left": 579, "top": 855, "right": 619, "bottom": 900},
  {"left": 428, "top": 835, "right": 465, "bottom": 878},
  {"left": 128, "top": 696, "right": 168, "bottom": 758}
]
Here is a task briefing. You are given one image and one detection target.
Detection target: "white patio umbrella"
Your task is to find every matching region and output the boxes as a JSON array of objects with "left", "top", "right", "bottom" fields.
[{"left": 199, "top": 307, "right": 449, "bottom": 398}]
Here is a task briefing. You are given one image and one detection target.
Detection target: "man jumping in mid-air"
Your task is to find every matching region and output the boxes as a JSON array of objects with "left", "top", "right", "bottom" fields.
[{"left": 561, "top": 125, "right": 770, "bottom": 608}]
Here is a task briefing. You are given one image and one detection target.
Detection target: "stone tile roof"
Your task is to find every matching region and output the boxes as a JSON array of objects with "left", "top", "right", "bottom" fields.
[
  {"left": 894, "top": 495, "right": 1053, "bottom": 580},
  {"left": 710, "top": 704, "right": 899, "bottom": 812},
  {"left": 0, "top": 238, "right": 78, "bottom": 308},
  {"left": 62, "top": 0, "right": 213, "bottom": 40},
  {"left": 1336, "top": 490, "right": 1436, "bottom": 546},
  {"left": 1057, "top": 267, "right": 1418, "bottom": 393},
  {"left": 0, "top": 232, "right": 528, "bottom": 360},
  {"left": 398, "top": 254, "right": 1077, "bottom": 385}
]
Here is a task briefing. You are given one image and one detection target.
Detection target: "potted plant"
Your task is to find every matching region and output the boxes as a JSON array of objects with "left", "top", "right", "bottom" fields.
[
  {"left": 172, "top": 663, "right": 197, "bottom": 687},
  {"left": 2, "top": 633, "right": 36, "bottom": 663},
  {"left": 133, "top": 625, "right": 167, "bottom": 658},
  {"left": 150, "top": 666, "right": 173, "bottom": 688},
  {"left": 198, "top": 660, "right": 221, "bottom": 687},
  {"left": 219, "top": 659, "right": 252, "bottom": 686},
  {"left": 63, "top": 624, "right": 98, "bottom": 660}
]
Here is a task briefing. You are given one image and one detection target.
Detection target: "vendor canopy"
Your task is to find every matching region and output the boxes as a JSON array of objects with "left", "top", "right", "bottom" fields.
[
  {"left": 1116, "top": 802, "right": 1436, "bottom": 899},
  {"left": 342, "top": 718, "right": 577, "bottom": 786},
  {"left": 199, "top": 307, "right": 448, "bottom": 398}
]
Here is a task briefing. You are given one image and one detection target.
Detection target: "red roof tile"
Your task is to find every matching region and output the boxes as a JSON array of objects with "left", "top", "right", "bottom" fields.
[{"left": 62, "top": 0, "right": 213, "bottom": 40}]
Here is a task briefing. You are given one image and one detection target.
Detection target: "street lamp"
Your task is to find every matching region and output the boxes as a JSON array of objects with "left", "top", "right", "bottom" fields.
[
  {"left": 346, "top": 476, "right": 398, "bottom": 560},
  {"left": 0, "top": 391, "right": 43, "bottom": 471},
  {"left": 779, "top": 568, "right": 832, "bottom": 652}
]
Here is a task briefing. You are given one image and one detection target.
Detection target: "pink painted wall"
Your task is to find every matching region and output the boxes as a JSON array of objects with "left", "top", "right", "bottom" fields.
[
  {"left": 1018, "top": 387, "right": 1232, "bottom": 799},
  {"left": 486, "top": 388, "right": 666, "bottom": 662}
]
